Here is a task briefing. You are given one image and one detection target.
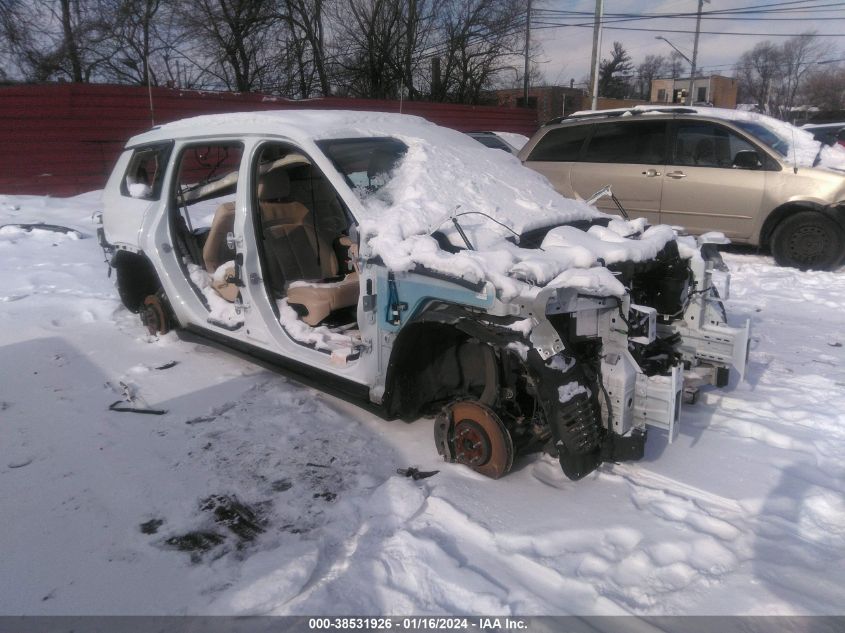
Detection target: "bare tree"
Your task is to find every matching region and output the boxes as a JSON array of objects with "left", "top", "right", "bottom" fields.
[
  {"left": 636, "top": 54, "right": 665, "bottom": 100},
  {"left": 778, "top": 33, "right": 831, "bottom": 116},
  {"left": 331, "top": 0, "right": 405, "bottom": 98},
  {"left": 499, "top": 58, "right": 544, "bottom": 91},
  {"left": 801, "top": 64, "right": 845, "bottom": 111},
  {"left": 735, "top": 41, "right": 783, "bottom": 113},
  {"left": 280, "top": 0, "right": 332, "bottom": 96},
  {"left": 0, "top": 0, "right": 28, "bottom": 78},
  {"left": 90, "top": 0, "right": 164, "bottom": 86},
  {"left": 1, "top": 0, "right": 104, "bottom": 82},
  {"left": 433, "top": 0, "right": 526, "bottom": 103},
  {"left": 668, "top": 51, "right": 685, "bottom": 80},
  {"left": 175, "top": 0, "right": 281, "bottom": 92},
  {"left": 395, "top": 0, "right": 441, "bottom": 100},
  {"left": 0, "top": 0, "right": 530, "bottom": 105}
]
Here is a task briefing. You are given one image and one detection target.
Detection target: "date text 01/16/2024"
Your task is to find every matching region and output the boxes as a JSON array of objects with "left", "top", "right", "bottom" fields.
[{"left": 307, "top": 618, "right": 528, "bottom": 630}]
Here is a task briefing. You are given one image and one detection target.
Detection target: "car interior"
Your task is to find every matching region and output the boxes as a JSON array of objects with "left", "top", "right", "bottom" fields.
[
  {"left": 165, "top": 140, "right": 414, "bottom": 356},
  {"left": 249, "top": 144, "right": 359, "bottom": 329}
]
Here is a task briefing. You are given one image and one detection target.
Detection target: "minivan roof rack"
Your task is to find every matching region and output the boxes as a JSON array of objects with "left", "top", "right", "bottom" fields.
[{"left": 548, "top": 105, "right": 698, "bottom": 124}]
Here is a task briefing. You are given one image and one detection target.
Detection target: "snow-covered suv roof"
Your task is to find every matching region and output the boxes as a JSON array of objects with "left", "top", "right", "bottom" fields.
[{"left": 130, "top": 109, "right": 681, "bottom": 300}]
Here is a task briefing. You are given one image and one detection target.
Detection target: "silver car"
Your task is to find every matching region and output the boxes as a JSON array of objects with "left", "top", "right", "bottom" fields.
[{"left": 521, "top": 106, "right": 845, "bottom": 270}]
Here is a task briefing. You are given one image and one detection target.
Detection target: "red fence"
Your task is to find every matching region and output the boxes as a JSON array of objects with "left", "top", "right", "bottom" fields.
[{"left": 0, "top": 84, "right": 538, "bottom": 197}]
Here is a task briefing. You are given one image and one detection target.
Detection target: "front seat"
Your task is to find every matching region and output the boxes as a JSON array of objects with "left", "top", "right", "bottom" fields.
[
  {"left": 284, "top": 233, "right": 361, "bottom": 327},
  {"left": 694, "top": 138, "right": 716, "bottom": 166},
  {"left": 286, "top": 272, "right": 360, "bottom": 327},
  {"left": 258, "top": 167, "right": 335, "bottom": 284},
  {"left": 258, "top": 166, "right": 360, "bottom": 325}
]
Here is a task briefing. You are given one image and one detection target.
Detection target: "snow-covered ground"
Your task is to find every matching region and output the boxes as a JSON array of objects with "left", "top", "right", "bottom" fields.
[{"left": 1, "top": 192, "right": 844, "bottom": 616}]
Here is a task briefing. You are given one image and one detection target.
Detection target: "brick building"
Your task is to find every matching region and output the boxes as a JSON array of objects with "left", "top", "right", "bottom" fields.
[
  {"left": 494, "top": 86, "right": 586, "bottom": 124},
  {"left": 650, "top": 75, "right": 738, "bottom": 108},
  {"left": 493, "top": 86, "right": 648, "bottom": 124}
]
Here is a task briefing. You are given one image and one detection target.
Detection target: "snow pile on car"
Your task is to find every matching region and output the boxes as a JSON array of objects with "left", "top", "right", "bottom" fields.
[
  {"left": 345, "top": 115, "right": 677, "bottom": 299},
  {"left": 702, "top": 106, "right": 845, "bottom": 170}
]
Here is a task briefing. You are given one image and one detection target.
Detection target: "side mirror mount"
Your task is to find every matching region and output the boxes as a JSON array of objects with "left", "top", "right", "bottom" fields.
[{"left": 733, "top": 150, "right": 762, "bottom": 170}]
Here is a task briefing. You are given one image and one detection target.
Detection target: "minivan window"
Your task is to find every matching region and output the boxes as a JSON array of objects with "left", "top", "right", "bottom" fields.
[
  {"left": 673, "top": 122, "right": 758, "bottom": 168},
  {"left": 732, "top": 120, "right": 789, "bottom": 156},
  {"left": 582, "top": 121, "right": 667, "bottom": 164},
  {"left": 527, "top": 125, "right": 590, "bottom": 162}
]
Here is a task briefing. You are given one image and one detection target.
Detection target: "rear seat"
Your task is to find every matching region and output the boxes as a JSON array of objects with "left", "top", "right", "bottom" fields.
[{"left": 202, "top": 202, "right": 239, "bottom": 302}]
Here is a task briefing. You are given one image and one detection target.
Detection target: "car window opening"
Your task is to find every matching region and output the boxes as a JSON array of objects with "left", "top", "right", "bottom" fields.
[
  {"left": 169, "top": 142, "right": 245, "bottom": 328},
  {"left": 122, "top": 143, "right": 172, "bottom": 200},
  {"left": 254, "top": 142, "right": 362, "bottom": 361}
]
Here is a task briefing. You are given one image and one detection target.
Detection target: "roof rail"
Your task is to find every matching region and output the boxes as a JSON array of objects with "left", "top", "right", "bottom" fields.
[{"left": 566, "top": 106, "right": 698, "bottom": 120}]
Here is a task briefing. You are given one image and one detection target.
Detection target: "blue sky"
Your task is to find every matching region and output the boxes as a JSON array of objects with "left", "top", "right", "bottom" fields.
[{"left": 532, "top": 0, "right": 845, "bottom": 86}]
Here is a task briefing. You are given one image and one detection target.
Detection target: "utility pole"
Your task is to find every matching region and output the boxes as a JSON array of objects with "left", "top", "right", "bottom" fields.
[
  {"left": 588, "top": 0, "right": 604, "bottom": 110},
  {"left": 687, "top": 0, "right": 708, "bottom": 105},
  {"left": 523, "top": 0, "right": 532, "bottom": 103}
]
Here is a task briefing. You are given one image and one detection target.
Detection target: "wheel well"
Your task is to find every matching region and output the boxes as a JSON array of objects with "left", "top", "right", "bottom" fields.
[
  {"left": 383, "top": 322, "right": 499, "bottom": 420},
  {"left": 760, "top": 201, "right": 827, "bottom": 248},
  {"left": 112, "top": 250, "right": 161, "bottom": 313}
]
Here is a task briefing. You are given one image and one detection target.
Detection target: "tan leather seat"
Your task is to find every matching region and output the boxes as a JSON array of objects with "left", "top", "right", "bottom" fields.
[
  {"left": 287, "top": 273, "right": 360, "bottom": 326},
  {"left": 211, "top": 264, "right": 240, "bottom": 302},
  {"left": 203, "top": 202, "right": 236, "bottom": 273},
  {"left": 258, "top": 169, "right": 310, "bottom": 226},
  {"left": 202, "top": 202, "right": 240, "bottom": 302},
  {"left": 265, "top": 223, "right": 337, "bottom": 282}
]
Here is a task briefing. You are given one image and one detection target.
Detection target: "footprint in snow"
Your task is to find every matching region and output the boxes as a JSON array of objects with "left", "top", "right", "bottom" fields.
[
  {"left": 0, "top": 293, "right": 29, "bottom": 302},
  {"left": 8, "top": 457, "right": 33, "bottom": 469}
]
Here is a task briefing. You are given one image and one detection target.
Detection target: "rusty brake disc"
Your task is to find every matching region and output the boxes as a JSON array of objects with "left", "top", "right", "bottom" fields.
[{"left": 444, "top": 401, "right": 514, "bottom": 479}]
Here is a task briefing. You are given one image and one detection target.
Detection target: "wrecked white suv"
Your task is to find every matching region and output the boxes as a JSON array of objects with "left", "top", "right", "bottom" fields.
[{"left": 97, "top": 111, "right": 749, "bottom": 481}]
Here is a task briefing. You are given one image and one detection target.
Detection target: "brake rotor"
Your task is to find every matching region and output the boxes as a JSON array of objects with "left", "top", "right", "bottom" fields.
[
  {"left": 442, "top": 401, "right": 514, "bottom": 479},
  {"left": 141, "top": 294, "right": 169, "bottom": 336}
]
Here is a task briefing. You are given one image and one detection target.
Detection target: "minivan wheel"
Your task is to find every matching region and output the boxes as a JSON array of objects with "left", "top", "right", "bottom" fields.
[{"left": 770, "top": 211, "right": 844, "bottom": 271}]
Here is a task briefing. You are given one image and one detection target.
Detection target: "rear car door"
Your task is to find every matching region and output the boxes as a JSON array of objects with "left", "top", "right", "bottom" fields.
[
  {"left": 568, "top": 119, "right": 668, "bottom": 225},
  {"left": 660, "top": 120, "right": 766, "bottom": 239},
  {"left": 521, "top": 124, "right": 591, "bottom": 197}
]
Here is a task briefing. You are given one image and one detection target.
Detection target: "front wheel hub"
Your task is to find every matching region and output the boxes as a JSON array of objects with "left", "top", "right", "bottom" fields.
[
  {"left": 140, "top": 294, "right": 169, "bottom": 336},
  {"left": 434, "top": 401, "right": 514, "bottom": 479}
]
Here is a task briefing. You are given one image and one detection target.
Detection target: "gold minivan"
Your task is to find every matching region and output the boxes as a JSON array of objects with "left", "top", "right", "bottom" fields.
[{"left": 520, "top": 106, "right": 845, "bottom": 270}]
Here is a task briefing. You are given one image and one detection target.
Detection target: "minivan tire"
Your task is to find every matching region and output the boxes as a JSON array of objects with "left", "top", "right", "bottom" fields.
[{"left": 770, "top": 211, "right": 845, "bottom": 271}]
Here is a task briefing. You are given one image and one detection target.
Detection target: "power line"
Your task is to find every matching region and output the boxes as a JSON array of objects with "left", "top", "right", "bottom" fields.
[
  {"left": 533, "top": 2, "right": 845, "bottom": 28},
  {"left": 532, "top": 22, "right": 845, "bottom": 37},
  {"left": 535, "top": 0, "right": 845, "bottom": 19}
]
